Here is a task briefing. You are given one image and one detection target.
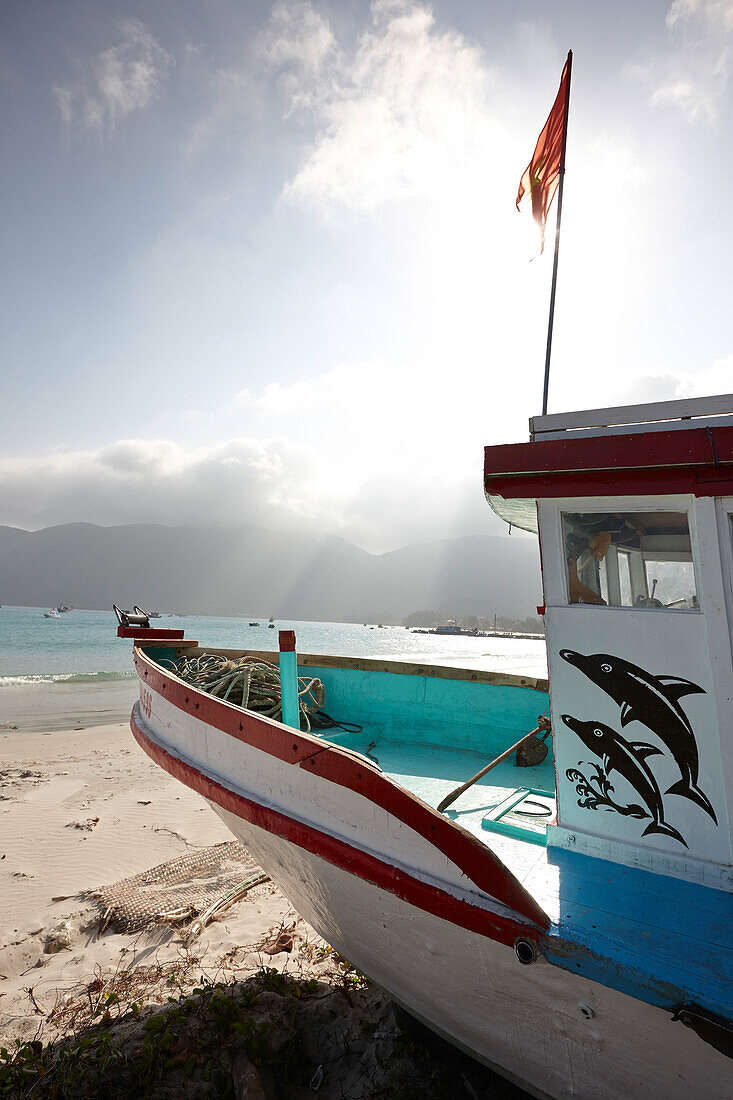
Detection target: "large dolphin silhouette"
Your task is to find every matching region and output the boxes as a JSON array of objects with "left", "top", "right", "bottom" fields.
[
  {"left": 560, "top": 650, "right": 716, "bottom": 825},
  {"left": 561, "top": 715, "right": 687, "bottom": 847}
]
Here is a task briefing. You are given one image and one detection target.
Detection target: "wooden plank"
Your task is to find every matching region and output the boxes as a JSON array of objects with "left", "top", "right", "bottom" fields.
[
  {"left": 163, "top": 646, "right": 549, "bottom": 693},
  {"left": 530, "top": 393, "right": 733, "bottom": 435},
  {"left": 117, "top": 625, "right": 185, "bottom": 640},
  {"left": 298, "top": 654, "right": 548, "bottom": 692},
  {"left": 532, "top": 411, "right": 733, "bottom": 443}
]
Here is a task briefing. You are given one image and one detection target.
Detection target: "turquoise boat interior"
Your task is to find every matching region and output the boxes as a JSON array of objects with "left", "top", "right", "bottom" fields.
[
  {"left": 144, "top": 644, "right": 554, "bottom": 857},
  {"left": 301, "top": 659, "right": 554, "bottom": 850},
  {"left": 166, "top": 647, "right": 556, "bottom": 871}
]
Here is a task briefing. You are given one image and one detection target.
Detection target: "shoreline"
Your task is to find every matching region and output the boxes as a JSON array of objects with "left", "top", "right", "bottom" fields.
[
  {"left": 0, "top": 679, "right": 138, "bottom": 733},
  {"left": 1, "top": 606, "right": 547, "bottom": 737}
]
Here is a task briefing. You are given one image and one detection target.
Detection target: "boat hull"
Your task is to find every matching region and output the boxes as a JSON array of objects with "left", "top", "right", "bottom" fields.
[
  {"left": 213, "top": 805, "right": 728, "bottom": 1100},
  {"left": 129, "top": 648, "right": 732, "bottom": 1100}
]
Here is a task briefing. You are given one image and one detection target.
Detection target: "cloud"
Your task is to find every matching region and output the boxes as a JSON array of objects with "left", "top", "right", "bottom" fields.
[
  {"left": 234, "top": 357, "right": 516, "bottom": 473},
  {"left": 672, "top": 354, "right": 733, "bottom": 396},
  {"left": 587, "top": 136, "right": 648, "bottom": 187},
  {"left": 236, "top": 359, "right": 396, "bottom": 417},
  {"left": 53, "top": 19, "right": 173, "bottom": 135},
  {"left": 0, "top": 353, "right": 512, "bottom": 549},
  {"left": 606, "top": 356, "right": 733, "bottom": 406},
  {"left": 234, "top": 356, "right": 521, "bottom": 548},
  {"left": 257, "top": 0, "right": 336, "bottom": 108},
  {"left": 258, "top": 0, "right": 493, "bottom": 214},
  {"left": 648, "top": 0, "right": 733, "bottom": 122},
  {"left": 0, "top": 437, "right": 325, "bottom": 533}
]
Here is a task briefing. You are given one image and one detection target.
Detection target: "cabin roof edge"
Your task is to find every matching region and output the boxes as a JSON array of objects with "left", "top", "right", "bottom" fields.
[{"left": 530, "top": 394, "right": 733, "bottom": 438}]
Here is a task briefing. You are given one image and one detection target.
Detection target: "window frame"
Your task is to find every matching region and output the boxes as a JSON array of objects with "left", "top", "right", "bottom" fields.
[{"left": 537, "top": 496, "right": 703, "bottom": 614}]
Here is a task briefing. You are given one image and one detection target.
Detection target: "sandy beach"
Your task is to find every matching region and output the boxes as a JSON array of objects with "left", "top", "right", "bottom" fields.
[{"left": 0, "top": 721, "right": 527, "bottom": 1098}]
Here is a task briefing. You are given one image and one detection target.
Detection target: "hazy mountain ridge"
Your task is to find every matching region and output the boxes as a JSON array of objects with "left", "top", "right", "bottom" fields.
[{"left": 0, "top": 523, "right": 541, "bottom": 622}]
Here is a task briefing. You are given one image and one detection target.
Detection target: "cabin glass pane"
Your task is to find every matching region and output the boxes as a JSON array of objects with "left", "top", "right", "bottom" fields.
[
  {"left": 561, "top": 510, "right": 697, "bottom": 609},
  {"left": 618, "top": 550, "right": 632, "bottom": 606}
]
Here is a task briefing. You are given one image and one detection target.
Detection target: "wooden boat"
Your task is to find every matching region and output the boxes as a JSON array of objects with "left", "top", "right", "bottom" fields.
[{"left": 117, "top": 395, "right": 733, "bottom": 1099}]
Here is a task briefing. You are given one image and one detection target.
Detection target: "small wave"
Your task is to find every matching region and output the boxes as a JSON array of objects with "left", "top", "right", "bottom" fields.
[{"left": 0, "top": 671, "right": 136, "bottom": 687}]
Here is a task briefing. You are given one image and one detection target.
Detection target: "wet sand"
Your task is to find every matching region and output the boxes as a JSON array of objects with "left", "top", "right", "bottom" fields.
[{"left": 0, "top": 679, "right": 138, "bottom": 733}]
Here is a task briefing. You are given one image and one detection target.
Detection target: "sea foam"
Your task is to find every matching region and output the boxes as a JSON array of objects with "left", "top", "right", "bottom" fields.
[{"left": 0, "top": 671, "right": 136, "bottom": 687}]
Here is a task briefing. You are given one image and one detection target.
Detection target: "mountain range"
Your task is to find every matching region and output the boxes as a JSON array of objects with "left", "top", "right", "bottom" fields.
[{"left": 0, "top": 523, "right": 542, "bottom": 622}]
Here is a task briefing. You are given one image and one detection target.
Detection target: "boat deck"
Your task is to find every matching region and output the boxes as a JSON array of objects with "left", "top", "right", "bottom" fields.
[{"left": 323, "top": 728, "right": 556, "bottom": 887}]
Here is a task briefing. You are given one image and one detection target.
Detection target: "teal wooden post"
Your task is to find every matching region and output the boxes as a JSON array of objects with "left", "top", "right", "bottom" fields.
[{"left": 279, "top": 630, "right": 301, "bottom": 730}]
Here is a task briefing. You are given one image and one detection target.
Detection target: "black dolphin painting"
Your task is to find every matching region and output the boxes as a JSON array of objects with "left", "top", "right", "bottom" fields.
[
  {"left": 561, "top": 715, "right": 687, "bottom": 847},
  {"left": 560, "top": 650, "right": 716, "bottom": 825}
]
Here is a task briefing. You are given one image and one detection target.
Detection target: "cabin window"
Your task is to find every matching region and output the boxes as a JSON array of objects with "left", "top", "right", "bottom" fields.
[{"left": 561, "top": 511, "right": 698, "bottom": 609}]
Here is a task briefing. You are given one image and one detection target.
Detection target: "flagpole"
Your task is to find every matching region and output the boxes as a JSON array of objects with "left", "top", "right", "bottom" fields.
[{"left": 541, "top": 49, "right": 572, "bottom": 417}]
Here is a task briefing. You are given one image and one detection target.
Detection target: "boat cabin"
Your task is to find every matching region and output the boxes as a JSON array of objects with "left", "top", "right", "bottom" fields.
[{"left": 485, "top": 393, "right": 733, "bottom": 891}]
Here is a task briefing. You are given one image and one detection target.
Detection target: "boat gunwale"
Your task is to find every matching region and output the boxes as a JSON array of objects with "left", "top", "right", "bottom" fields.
[
  {"left": 142, "top": 644, "right": 549, "bottom": 693},
  {"left": 132, "top": 643, "right": 550, "bottom": 928}
]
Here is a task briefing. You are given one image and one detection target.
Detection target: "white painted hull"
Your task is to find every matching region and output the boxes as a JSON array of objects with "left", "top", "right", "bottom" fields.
[
  {"left": 130, "top": 652, "right": 732, "bottom": 1100},
  {"left": 215, "top": 807, "right": 729, "bottom": 1100}
]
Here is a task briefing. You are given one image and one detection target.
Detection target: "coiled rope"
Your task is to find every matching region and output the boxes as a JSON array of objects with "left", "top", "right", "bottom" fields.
[{"left": 161, "top": 653, "right": 361, "bottom": 734}]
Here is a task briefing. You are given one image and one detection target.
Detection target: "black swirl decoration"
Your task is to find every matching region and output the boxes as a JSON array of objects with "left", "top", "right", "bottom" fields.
[{"left": 565, "top": 763, "right": 649, "bottom": 818}]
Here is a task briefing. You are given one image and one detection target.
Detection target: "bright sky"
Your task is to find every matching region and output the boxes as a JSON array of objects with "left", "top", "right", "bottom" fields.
[{"left": 2, "top": 0, "right": 732, "bottom": 551}]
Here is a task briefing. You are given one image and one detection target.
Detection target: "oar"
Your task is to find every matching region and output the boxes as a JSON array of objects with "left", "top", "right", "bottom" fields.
[{"left": 437, "top": 717, "right": 551, "bottom": 813}]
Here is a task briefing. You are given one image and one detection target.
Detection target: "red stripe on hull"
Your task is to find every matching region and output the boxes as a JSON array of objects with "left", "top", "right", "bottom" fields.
[
  {"left": 130, "top": 707, "right": 541, "bottom": 951},
  {"left": 133, "top": 647, "right": 549, "bottom": 928}
]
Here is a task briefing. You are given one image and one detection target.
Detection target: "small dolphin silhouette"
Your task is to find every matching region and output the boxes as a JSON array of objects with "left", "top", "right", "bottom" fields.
[
  {"left": 560, "top": 650, "right": 716, "bottom": 825},
  {"left": 561, "top": 715, "right": 688, "bottom": 847}
]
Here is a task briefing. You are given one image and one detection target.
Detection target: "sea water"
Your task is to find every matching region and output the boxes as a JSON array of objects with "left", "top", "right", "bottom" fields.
[{"left": 0, "top": 606, "right": 546, "bottom": 733}]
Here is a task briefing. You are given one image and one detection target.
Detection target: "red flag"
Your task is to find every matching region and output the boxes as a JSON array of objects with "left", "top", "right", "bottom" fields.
[{"left": 516, "top": 56, "right": 571, "bottom": 252}]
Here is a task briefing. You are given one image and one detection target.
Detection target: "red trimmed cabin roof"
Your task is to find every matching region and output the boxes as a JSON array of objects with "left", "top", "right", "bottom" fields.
[{"left": 485, "top": 422, "right": 733, "bottom": 500}]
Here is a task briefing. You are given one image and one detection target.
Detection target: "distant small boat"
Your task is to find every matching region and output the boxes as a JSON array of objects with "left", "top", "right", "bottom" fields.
[
  {"left": 44, "top": 609, "right": 61, "bottom": 618},
  {"left": 249, "top": 622, "right": 260, "bottom": 627},
  {"left": 149, "top": 611, "right": 162, "bottom": 619}
]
